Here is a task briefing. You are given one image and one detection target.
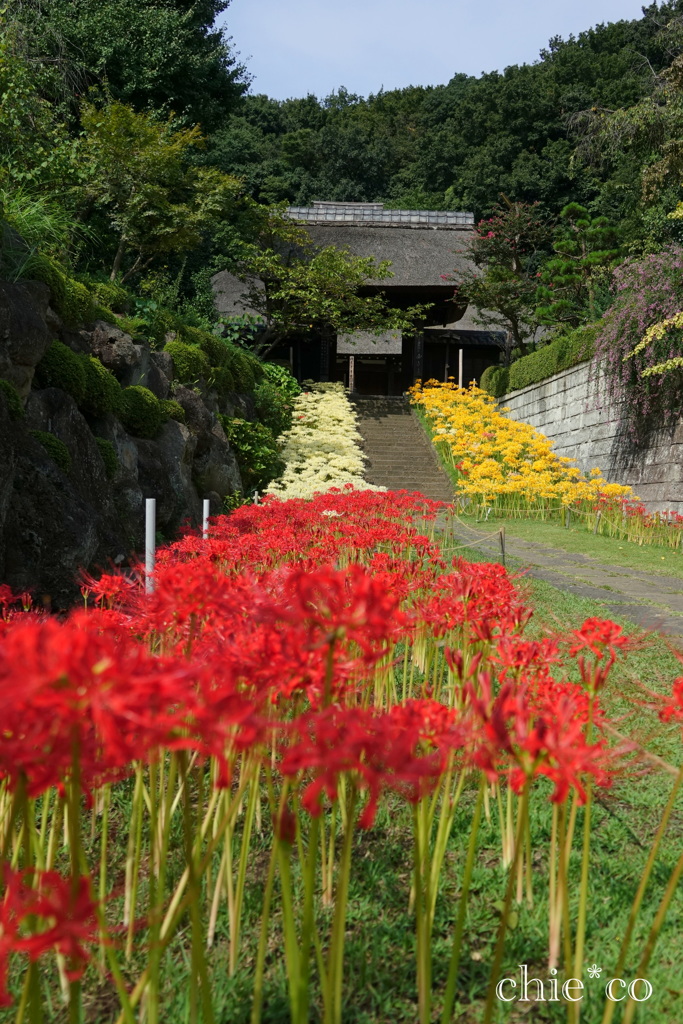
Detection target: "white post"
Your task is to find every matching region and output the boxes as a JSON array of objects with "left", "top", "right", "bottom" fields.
[
  {"left": 145, "top": 498, "right": 156, "bottom": 594},
  {"left": 458, "top": 348, "right": 464, "bottom": 389},
  {"left": 348, "top": 354, "right": 355, "bottom": 393},
  {"left": 202, "top": 498, "right": 210, "bottom": 540}
]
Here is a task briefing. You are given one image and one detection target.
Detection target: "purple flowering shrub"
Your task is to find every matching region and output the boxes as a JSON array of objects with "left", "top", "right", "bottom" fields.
[{"left": 595, "top": 247, "right": 683, "bottom": 426}]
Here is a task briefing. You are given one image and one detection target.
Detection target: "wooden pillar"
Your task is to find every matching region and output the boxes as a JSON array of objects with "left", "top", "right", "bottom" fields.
[
  {"left": 414, "top": 332, "right": 424, "bottom": 381},
  {"left": 320, "top": 328, "right": 332, "bottom": 381},
  {"left": 348, "top": 354, "right": 355, "bottom": 392}
]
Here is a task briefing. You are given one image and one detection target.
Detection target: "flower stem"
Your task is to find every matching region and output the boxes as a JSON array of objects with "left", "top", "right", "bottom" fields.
[
  {"left": 601, "top": 764, "right": 683, "bottom": 1024},
  {"left": 441, "top": 776, "right": 484, "bottom": 1024},
  {"left": 483, "top": 782, "right": 530, "bottom": 1024}
]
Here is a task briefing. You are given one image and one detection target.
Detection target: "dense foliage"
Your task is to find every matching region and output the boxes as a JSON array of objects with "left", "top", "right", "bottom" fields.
[
  {"left": 6, "top": 0, "right": 683, "bottom": 419},
  {"left": 203, "top": 3, "right": 683, "bottom": 227},
  {"left": 594, "top": 247, "right": 683, "bottom": 426}
]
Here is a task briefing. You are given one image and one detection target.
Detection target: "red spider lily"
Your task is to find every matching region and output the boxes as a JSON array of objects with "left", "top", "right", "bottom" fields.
[
  {"left": 569, "top": 618, "right": 631, "bottom": 659},
  {"left": 0, "top": 867, "right": 100, "bottom": 1005},
  {"left": 0, "top": 613, "right": 195, "bottom": 794},
  {"left": 280, "top": 700, "right": 469, "bottom": 828},
  {"left": 270, "top": 564, "right": 410, "bottom": 655},
  {"left": 657, "top": 677, "right": 683, "bottom": 726},
  {"left": 80, "top": 570, "right": 140, "bottom": 610},
  {"left": 568, "top": 617, "right": 633, "bottom": 692},
  {"left": 466, "top": 673, "right": 611, "bottom": 803}
]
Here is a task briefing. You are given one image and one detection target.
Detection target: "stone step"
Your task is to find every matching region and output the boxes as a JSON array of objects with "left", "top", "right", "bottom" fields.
[{"left": 351, "top": 395, "right": 453, "bottom": 499}]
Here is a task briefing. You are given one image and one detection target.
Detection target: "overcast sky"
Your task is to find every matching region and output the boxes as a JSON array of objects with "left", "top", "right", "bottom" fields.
[{"left": 222, "top": 0, "right": 651, "bottom": 101}]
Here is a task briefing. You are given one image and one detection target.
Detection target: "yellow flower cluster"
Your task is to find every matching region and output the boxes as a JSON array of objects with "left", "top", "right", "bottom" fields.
[{"left": 409, "top": 381, "right": 632, "bottom": 514}]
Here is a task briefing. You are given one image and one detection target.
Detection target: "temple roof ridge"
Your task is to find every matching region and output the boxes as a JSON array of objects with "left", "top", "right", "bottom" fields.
[{"left": 287, "top": 203, "right": 474, "bottom": 227}]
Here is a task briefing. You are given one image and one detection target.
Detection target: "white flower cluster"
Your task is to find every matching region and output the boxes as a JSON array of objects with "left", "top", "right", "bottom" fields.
[{"left": 266, "top": 383, "right": 385, "bottom": 500}]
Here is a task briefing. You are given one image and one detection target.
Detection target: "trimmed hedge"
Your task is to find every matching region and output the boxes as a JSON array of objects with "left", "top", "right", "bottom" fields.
[
  {"left": 95, "top": 437, "right": 119, "bottom": 479},
  {"left": 82, "top": 357, "right": 122, "bottom": 417},
  {"left": 160, "top": 398, "right": 186, "bottom": 423},
  {"left": 30, "top": 430, "right": 71, "bottom": 473},
  {"left": 479, "top": 365, "right": 509, "bottom": 398},
  {"left": 119, "top": 386, "right": 165, "bottom": 439},
  {"left": 35, "top": 341, "right": 87, "bottom": 404},
  {"left": 480, "top": 325, "right": 597, "bottom": 398},
  {"left": 163, "top": 327, "right": 264, "bottom": 398},
  {"left": 86, "top": 280, "right": 132, "bottom": 315},
  {"left": 26, "top": 255, "right": 115, "bottom": 327},
  {"left": 164, "top": 340, "right": 211, "bottom": 385},
  {"left": 0, "top": 378, "right": 24, "bottom": 420},
  {"left": 210, "top": 365, "right": 236, "bottom": 394}
]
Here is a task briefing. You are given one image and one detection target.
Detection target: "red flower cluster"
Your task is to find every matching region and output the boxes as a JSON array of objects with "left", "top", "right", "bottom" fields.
[
  {"left": 0, "top": 868, "right": 99, "bottom": 1005},
  {"left": 0, "top": 487, "right": 643, "bottom": 1009}
]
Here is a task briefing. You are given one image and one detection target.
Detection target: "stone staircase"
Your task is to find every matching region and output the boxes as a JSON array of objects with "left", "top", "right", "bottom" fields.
[{"left": 351, "top": 396, "right": 454, "bottom": 502}]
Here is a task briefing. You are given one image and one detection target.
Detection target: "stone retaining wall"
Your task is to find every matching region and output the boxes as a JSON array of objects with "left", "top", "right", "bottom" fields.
[{"left": 500, "top": 361, "right": 683, "bottom": 512}]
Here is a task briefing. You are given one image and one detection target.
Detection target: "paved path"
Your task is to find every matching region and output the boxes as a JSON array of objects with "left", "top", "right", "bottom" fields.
[{"left": 444, "top": 519, "right": 683, "bottom": 639}]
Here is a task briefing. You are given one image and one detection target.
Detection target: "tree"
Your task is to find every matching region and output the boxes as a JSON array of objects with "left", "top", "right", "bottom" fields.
[
  {"left": 0, "top": 32, "right": 75, "bottom": 191},
  {"left": 229, "top": 209, "right": 427, "bottom": 360},
  {"left": 449, "top": 199, "right": 553, "bottom": 359},
  {"left": 5, "top": 0, "right": 248, "bottom": 130},
  {"left": 79, "top": 101, "right": 241, "bottom": 283},
  {"left": 535, "top": 203, "right": 620, "bottom": 326}
]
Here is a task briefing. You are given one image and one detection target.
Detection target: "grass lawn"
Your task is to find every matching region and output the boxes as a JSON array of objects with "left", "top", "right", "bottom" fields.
[{"left": 456, "top": 513, "right": 683, "bottom": 581}]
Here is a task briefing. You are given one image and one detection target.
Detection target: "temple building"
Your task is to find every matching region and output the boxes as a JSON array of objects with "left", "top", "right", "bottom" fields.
[{"left": 212, "top": 202, "right": 505, "bottom": 394}]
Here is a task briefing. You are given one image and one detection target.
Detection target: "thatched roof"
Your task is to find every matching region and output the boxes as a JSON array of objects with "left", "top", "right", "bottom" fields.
[
  {"left": 289, "top": 203, "right": 473, "bottom": 289},
  {"left": 211, "top": 203, "right": 477, "bottom": 316}
]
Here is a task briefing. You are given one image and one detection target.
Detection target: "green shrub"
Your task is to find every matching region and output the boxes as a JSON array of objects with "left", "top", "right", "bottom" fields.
[
  {"left": 261, "top": 361, "right": 301, "bottom": 399},
  {"left": 30, "top": 430, "right": 71, "bottom": 473},
  {"left": 145, "top": 307, "right": 183, "bottom": 348},
  {"left": 254, "top": 379, "right": 293, "bottom": 438},
  {"left": 229, "top": 353, "right": 256, "bottom": 394},
  {"left": 184, "top": 327, "right": 264, "bottom": 396},
  {"left": 164, "top": 340, "right": 211, "bottom": 385},
  {"left": 507, "top": 325, "right": 596, "bottom": 393},
  {"left": 95, "top": 437, "right": 119, "bottom": 479},
  {"left": 210, "top": 365, "right": 236, "bottom": 394},
  {"left": 0, "top": 378, "right": 24, "bottom": 420},
  {"left": 184, "top": 325, "right": 223, "bottom": 362},
  {"left": 86, "top": 280, "right": 131, "bottom": 314},
  {"left": 479, "top": 364, "right": 510, "bottom": 398},
  {"left": 34, "top": 341, "right": 87, "bottom": 403},
  {"left": 160, "top": 398, "right": 186, "bottom": 423},
  {"left": 82, "top": 357, "right": 123, "bottom": 417},
  {"left": 26, "top": 255, "right": 97, "bottom": 327},
  {"left": 119, "top": 385, "right": 165, "bottom": 438},
  {"left": 91, "top": 303, "right": 118, "bottom": 323},
  {"left": 220, "top": 415, "right": 283, "bottom": 490}
]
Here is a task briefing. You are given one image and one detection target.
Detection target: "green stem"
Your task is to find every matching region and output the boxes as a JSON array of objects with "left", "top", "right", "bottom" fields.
[
  {"left": 572, "top": 699, "right": 596, "bottom": 1024},
  {"left": 179, "top": 751, "right": 215, "bottom": 1024},
  {"left": 621, "top": 843, "right": 683, "bottom": 1024},
  {"left": 250, "top": 838, "right": 278, "bottom": 1024},
  {"left": 441, "top": 776, "right": 484, "bottom": 1024},
  {"left": 482, "top": 782, "right": 530, "bottom": 1024},
  {"left": 68, "top": 738, "right": 83, "bottom": 1024},
  {"left": 296, "top": 815, "right": 321, "bottom": 1024},
  {"left": 327, "top": 789, "right": 357, "bottom": 1024},
  {"left": 230, "top": 770, "right": 259, "bottom": 975},
  {"left": 600, "top": 764, "right": 683, "bottom": 1024},
  {"left": 413, "top": 798, "right": 432, "bottom": 1024}
]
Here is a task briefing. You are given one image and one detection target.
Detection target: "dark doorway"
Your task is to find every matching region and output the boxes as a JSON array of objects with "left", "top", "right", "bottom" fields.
[{"left": 353, "top": 355, "right": 404, "bottom": 395}]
